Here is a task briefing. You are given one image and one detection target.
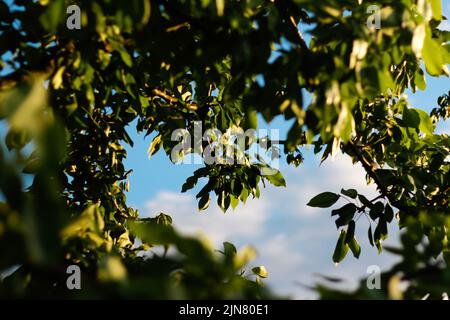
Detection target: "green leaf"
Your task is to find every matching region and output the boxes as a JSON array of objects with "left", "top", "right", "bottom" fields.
[
  {"left": 147, "top": 134, "right": 162, "bottom": 158},
  {"left": 97, "top": 256, "right": 127, "bottom": 282},
  {"left": 307, "top": 192, "right": 340, "bottom": 208},
  {"left": 333, "top": 105, "right": 355, "bottom": 142},
  {"left": 120, "top": 50, "right": 133, "bottom": 68},
  {"left": 223, "top": 242, "right": 237, "bottom": 256},
  {"left": 0, "top": 76, "right": 47, "bottom": 133},
  {"left": 385, "top": 203, "right": 394, "bottom": 223},
  {"left": 422, "top": 27, "right": 447, "bottom": 76},
  {"left": 129, "top": 221, "right": 177, "bottom": 245},
  {"left": 348, "top": 237, "right": 361, "bottom": 259},
  {"left": 429, "top": 0, "right": 442, "bottom": 20},
  {"left": 239, "top": 187, "right": 249, "bottom": 204},
  {"left": 110, "top": 41, "right": 133, "bottom": 68},
  {"left": 265, "top": 170, "right": 286, "bottom": 187},
  {"left": 345, "top": 220, "right": 356, "bottom": 243},
  {"left": 141, "top": 0, "right": 152, "bottom": 26},
  {"left": 230, "top": 194, "right": 239, "bottom": 210},
  {"left": 377, "top": 69, "right": 395, "bottom": 94},
  {"left": 443, "top": 251, "right": 450, "bottom": 267},
  {"left": 402, "top": 108, "right": 420, "bottom": 128},
  {"left": 217, "top": 191, "right": 230, "bottom": 212},
  {"left": 198, "top": 195, "right": 210, "bottom": 211},
  {"left": 22, "top": 160, "right": 40, "bottom": 174},
  {"left": 369, "top": 202, "right": 384, "bottom": 220},
  {"left": 332, "top": 203, "right": 357, "bottom": 217},
  {"left": 230, "top": 178, "right": 243, "bottom": 197},
  {"left": 216, "top": 0, "right": 225, "bottom": 16},
  {"left": 5, "top": 129, "right": 31, "bottom": 151},
  {"left": 332, "top": 230, "right": 349, "bottom": 264},
  {"left": 39, "top": 0, "right": 64, "bottom": 32},
  {"left": 332, "top": 204, "right": 356, "bottom": 228},
  {"left": 244, "top": 110, "right": 258, "bottom": 129},
  {"left": 414, "top": 69, "right": 426, "bottom": 91},
  {"left": 181, "top": 176, "right": 198, "bottom": 193},
  {"left": 368, "top": 225, "right": 374, "bottom": 247},
  {"left": 374, "top": 218, "right": 388, "bottom": 253},
  {"left": 252, "top": 266, "right": 268, "bottom": 278},
  {"left": 139, "top": 95, "right": 150, "bottom": 108},
  {"left": 155, "top": 213, "right": 173, "bottom": 226},
  {"left": 428, "top": 229, "right": 445, "bottom": 258},
  {"left": 340, "top": 188, "right": 357, "bottom": 199},
  {"left": 52, "top": 66, "right": 65, "bottom": 89},
  {"left": 416, "top": 109, "right": 434, "bottom": 135}
]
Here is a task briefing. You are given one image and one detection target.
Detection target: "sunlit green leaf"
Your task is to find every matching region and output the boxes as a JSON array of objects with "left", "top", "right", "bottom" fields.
[{"left": 332, "top": 230, "right": 349, "bottom": 264}]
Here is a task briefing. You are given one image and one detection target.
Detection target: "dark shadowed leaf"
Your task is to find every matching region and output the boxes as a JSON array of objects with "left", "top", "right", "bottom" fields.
[
  {"left": 341, "top": 188, "right": 357, "bottom": 199},
  {"left": 307, "top": 192, "right": 340, "bottom": 208}
]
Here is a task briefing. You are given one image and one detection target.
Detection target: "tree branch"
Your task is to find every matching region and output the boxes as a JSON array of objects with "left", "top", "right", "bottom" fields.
[
  {"left": 152, "top": 88, "right": 179, "bottom": 104},
  {"left": 288, "top": 15, "right": 309, "bottom": 52},
  {"left": 275, "top": 0, "right": 310, "bottom": 52}
]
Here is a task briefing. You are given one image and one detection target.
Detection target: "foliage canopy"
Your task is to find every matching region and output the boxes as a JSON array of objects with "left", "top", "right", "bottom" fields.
[{"left": 0, "top": 0, "right": 449, "bottom": 299}]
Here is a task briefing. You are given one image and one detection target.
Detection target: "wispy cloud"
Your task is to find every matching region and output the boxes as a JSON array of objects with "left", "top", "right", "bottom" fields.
[{"left": 144, "top": 190, "right": 272, "bottom": 243}]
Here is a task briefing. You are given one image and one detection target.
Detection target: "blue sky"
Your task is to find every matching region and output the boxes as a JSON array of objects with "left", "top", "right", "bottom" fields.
[
  {"left": 123, "top": 6, "right": 450, "bottom": 298},
  {"left": 1, "top": 1, "right": 449, "bottom": 298},
  {"left": 124, "top": 75, "right": 449, "bottom": 299}
]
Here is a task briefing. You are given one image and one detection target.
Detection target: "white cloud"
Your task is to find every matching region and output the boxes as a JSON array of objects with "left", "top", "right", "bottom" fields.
[
  {"left": 144, "top": 190, "right": 272, "bottom": 245},
  {"left": 252, "top": 234, "right": 304, "bottom": 297},
  {"left": 142, "top": 153, "right": 400, "bottom": 298}
]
